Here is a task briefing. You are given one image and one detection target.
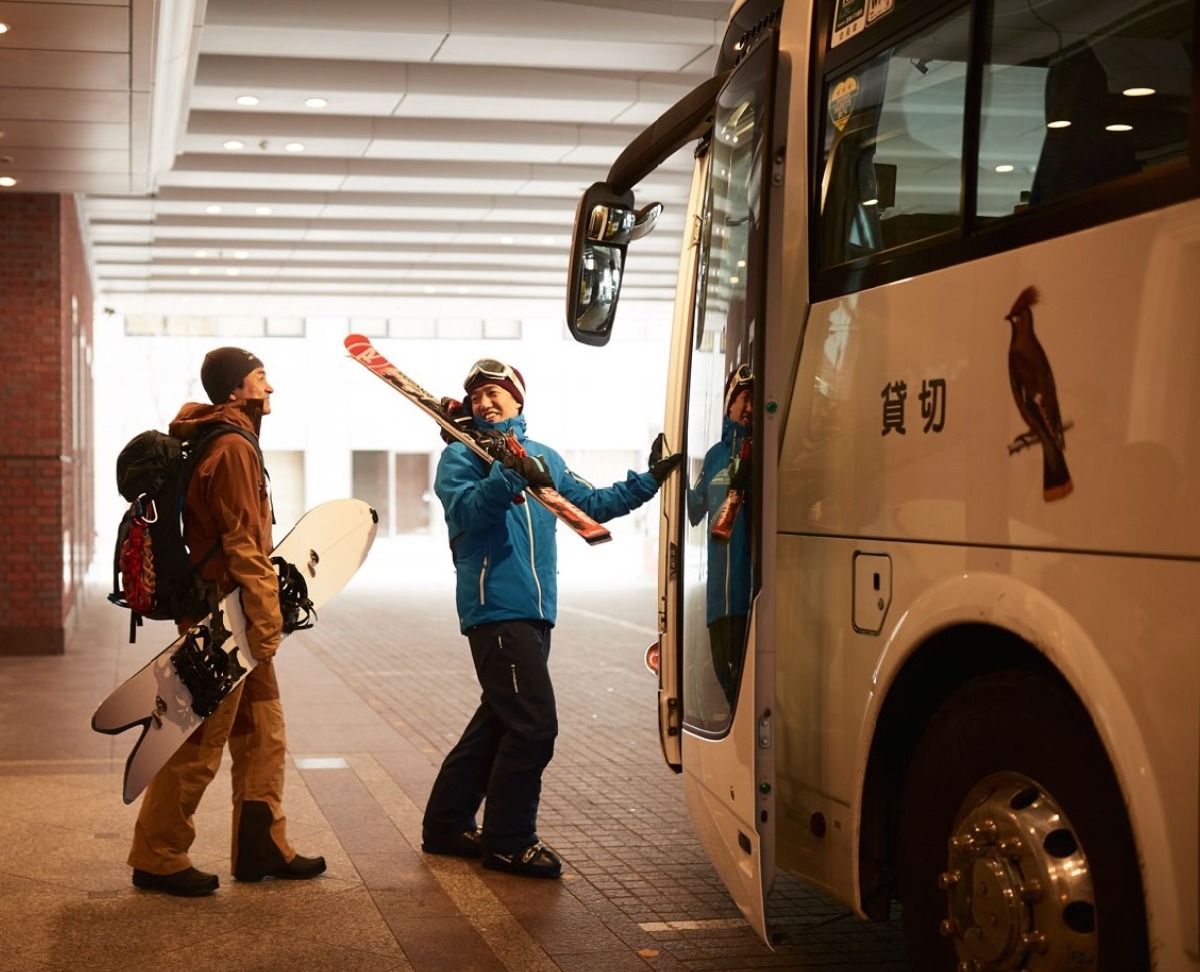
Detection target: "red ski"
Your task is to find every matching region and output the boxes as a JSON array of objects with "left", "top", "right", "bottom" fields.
[
  {"left": 710, "top": 437, "right": 751, "bottom": 544},
  {"left": 344, "top": 334, "right": 612, "bottom": 546}
]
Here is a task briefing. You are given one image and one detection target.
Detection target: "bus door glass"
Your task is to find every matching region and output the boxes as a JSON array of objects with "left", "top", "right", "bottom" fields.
[{"left": 682, "top": 39, "right": 768, "bottom": 738}]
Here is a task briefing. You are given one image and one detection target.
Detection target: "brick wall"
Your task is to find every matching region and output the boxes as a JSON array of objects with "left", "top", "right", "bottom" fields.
[{"left": 0, "top": 193, "right": 95, "bottom": 654}]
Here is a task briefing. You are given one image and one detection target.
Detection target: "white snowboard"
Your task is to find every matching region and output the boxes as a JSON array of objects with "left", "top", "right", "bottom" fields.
[{"left": 92, "top": 498, "right": 378, "bottom": 803}]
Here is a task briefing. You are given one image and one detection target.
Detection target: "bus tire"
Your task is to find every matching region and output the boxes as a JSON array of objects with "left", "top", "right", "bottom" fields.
[{"left": 895, "top": 668, "right": 1149, "bottom": 971}]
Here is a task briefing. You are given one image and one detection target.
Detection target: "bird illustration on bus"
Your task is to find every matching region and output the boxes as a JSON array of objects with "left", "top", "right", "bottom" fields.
[{"left": 1004, "top": 285, "right": 1074, "bottom": 501}]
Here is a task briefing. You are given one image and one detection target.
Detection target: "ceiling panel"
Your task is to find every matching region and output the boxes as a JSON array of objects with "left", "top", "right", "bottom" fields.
[
  {"left": 0, "top": 118, "right": 128, "bottom": 150},
  {"left": 0, "top": 1, "right": 129, "bottom": 52},
  {"left": 0, "top": 0, "right": 725, "bottom": 318},
  {"left": 0, "top": 88, "right": 131, "bottom": 123}
]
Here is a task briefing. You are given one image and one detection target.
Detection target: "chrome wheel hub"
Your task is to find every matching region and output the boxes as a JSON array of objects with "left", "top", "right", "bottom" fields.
[{"left": 936, "top": 772, "right": 1097, "bottom": 971}]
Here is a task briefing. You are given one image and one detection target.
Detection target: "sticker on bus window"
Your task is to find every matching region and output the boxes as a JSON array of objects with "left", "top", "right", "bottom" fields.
[
  {"left": 832, "top": 0, "right": 893, "bottom": 47},
  {"left": 867, "top": 0, "right": 894, "bottom": 27},
  {"left": 828, "top": 76, "right": 859, "bottom": 131}
]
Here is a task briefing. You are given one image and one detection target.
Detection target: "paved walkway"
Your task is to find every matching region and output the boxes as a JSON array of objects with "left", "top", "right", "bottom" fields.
[{"left": 0, "top": 536, "right": 909, "bottom": 971}]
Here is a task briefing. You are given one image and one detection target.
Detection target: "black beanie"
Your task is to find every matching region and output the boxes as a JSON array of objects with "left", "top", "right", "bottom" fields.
[{"left": 201, "top": 347, "right": 264, "bottom": 404}]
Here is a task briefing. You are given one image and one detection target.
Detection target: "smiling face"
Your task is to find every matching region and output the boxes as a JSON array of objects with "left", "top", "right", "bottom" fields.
[
  {"left": 727, "top": 386, "right": 752, "bottom": 427},
  {"left": 230, "top": 367, "right": 274, "bottom": 415},
  {"left": 469, "top": 382, "right": 520, "bottom": 423}
]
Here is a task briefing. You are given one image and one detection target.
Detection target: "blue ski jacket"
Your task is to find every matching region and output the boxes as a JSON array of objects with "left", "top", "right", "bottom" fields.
[
  {"left": 687, "top": 416, "right": 753, "bottom": 624},
  {"left": 435, "top": 413, "right": 660, "bottom": 633}
]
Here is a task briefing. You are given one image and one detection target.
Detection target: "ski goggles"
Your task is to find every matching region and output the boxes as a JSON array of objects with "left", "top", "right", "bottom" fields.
[
  {"left": 464, "top": 358, "right": 526, "bottom": 400},
  {"left": 729, "top": 363, "right": 753, "bottom": 387}
]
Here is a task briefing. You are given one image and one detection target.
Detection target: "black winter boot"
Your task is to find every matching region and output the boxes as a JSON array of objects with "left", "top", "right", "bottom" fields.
[{"left": 233, "top": 800, "right": 293, "bottom": 881}]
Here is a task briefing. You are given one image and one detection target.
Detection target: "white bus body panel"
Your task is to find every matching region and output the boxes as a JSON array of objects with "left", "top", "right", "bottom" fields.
[
  {"left": 681, "top": 618, "right": 769, "bottom": 941},
  {"left": 776, "top": 204, "right": 1200, "bottom": 963}
]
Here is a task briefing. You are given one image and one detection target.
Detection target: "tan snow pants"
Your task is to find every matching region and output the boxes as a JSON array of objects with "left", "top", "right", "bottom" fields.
[{"left": 127, "top": 660, "right": 294, "bottom": 875}]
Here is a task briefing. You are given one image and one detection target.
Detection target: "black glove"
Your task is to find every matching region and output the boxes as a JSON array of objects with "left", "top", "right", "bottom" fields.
[
  {"left": 648, "top": 432, "right": 683, "bottom": 484},
  {"left": 479, "top": 433, "right": 554, "bottom": 489},
  {"left": 500, "top": 453, "right": 554, "bottom": 489},
  {"left": 728, "top": 455, "right": 751, "bottom": 491},
  {"left": 439, "top": 397, "right": 473, "bottom": 444},
  {"left": 728, "top": 438, "right": 752, "bottom": 490}
]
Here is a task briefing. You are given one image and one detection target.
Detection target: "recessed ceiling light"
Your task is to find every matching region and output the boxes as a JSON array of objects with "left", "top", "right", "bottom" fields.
[
  {"left": 223, "top": 140, "right": 245, "bottom": 150},
  {"left": 1123, "top": 87, "right": 1155, "bottom": 97},
  {"left": 194, "top": 249, "right": 208, "bottom": 258},
  {"left": 0, "top": 23, "right": 10, "bottom": 34},
  {"left": 205, "top": 205, "right": 222, "bottom": 214},
  {"left": 1106, "top": 123, "right": 1133, "bottom": 132},
  {"left": 234, "top": 251, "right": 248, "bottom": 259},
  {"left": 994, "top": 164, "right": 1014, "bottom": 173},
  {"left": 236, "top": 95, "right": 259, "bottom": 106},
  {"left": 226, "top": 268, "right": 240, "bottom": 276},
  {"left": 285, "top": 142, "right": 305, "bottom": 152},
  {"left": 0, "top": 176, "right": 17, "bottom": 188},
  {"left": 304, "top": 98, "right": 328, "bottom": 108},
  {"left": 255, "top": 206, "right": 273, "bottom": 215},
  {"left": 1046, "top": 119, "right": 1072, "bottom": 129},
  {"left": 500, "top": 236, "right": 514, "bottom": 245},
  {"left": 425, "top": 286, "right": 436, "bottom": 294},
  {"left": 188, "top": 267, "right": 200, "bottom": 275},
  {"left": 541, "top": 237, "right": 555, "bottom": 246}
]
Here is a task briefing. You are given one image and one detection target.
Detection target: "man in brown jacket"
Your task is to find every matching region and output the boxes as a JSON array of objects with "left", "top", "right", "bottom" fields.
[{"left": 128, "top": 347, "right": 325, "bottom": 896}]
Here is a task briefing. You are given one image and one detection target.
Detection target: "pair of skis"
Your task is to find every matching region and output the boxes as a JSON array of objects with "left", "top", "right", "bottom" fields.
[{"left": 344, "top": 334, "right": 612, "bottom": 545}]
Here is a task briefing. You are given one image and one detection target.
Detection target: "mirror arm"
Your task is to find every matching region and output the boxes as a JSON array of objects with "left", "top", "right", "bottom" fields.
[{"left": 607, "top": 70, "right": 731, "bottom": 196}]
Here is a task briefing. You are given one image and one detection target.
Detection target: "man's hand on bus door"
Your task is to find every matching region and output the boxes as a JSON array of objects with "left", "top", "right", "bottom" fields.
[{"left": 648, "top": 433, "right": 683, "bottom": 484}]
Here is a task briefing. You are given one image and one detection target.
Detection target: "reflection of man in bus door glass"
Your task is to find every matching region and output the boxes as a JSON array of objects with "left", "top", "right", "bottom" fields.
[{"left": 687, "top": 365, "right": 754, "bottom": 705}]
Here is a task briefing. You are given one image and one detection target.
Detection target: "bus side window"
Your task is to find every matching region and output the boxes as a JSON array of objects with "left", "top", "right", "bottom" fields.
[
  {"left": 819, "top": 7, "right": 972, "bottom": 268},
  {"left": 979, "top": 0, "right": 1193, "bottom": 217}
]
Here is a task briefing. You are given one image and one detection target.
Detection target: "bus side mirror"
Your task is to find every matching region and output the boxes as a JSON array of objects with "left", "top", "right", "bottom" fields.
[{"left": 566, "top": 183, "right": 663, "bottom": 346}]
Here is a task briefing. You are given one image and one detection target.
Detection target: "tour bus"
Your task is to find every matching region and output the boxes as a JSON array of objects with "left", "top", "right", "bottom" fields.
[{"left": 564, "top": 0, "right": 1199, "bottom": 969}]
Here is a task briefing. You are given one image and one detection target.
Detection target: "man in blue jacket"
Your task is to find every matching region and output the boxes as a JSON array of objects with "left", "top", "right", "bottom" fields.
[{"left": 422, "top": 358, "right": 680, "bottom": 878}]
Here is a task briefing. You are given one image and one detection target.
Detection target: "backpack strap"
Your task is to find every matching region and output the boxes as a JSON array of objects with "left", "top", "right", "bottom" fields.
[
  {"left": 184, "top": 422, "right": 263, "bottom": 476},
  {"left": 178, "top": 422, "right": 267, "bottom": 615},
  {"left": 179, "top": 422, "right": 265, "bottom": 540}
]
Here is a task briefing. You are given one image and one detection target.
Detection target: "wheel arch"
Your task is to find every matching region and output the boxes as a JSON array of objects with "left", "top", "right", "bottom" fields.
[
  {"left": 855, "top": 622, "right": 1053, "bottom": 917},
  {"left": 852, "top": 579, "right": 1181, "bottom": 964}
]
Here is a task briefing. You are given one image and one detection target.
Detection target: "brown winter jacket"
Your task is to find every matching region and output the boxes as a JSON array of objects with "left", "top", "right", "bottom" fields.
[{"left": 169, "top": 398, "right": 281, "bottom": 661}]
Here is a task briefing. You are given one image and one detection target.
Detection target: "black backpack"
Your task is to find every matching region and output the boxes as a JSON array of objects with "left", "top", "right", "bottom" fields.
[{"left": 108, "top": 423, "right": 260, "bottom": 642}]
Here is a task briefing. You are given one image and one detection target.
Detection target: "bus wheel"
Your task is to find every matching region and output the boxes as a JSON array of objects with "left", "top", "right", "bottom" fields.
[{"left": 895, "top": 669, "right": 1148, "bottom": 972}]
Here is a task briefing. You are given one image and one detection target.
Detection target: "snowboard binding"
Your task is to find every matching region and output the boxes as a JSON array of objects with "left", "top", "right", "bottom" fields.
[
  {"left": 170, "top": 625, "right": 247, "bottom": 718},
  {"left": 273, "top": 556, "right": 316, "bottom": 633}
]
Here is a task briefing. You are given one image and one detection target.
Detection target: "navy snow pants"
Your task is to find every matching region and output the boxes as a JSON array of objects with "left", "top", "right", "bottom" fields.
[{"left": 422, "top": 619, "right": 556, "bottom": 854}]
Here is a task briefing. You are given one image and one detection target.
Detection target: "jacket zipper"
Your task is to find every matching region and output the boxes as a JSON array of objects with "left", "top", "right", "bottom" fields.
[
  {"left": 478, "top": 554, "right": 489, "bottom": 605},
  {"left": 523, "top": 503, "right": 543, "bottom": 618}
]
